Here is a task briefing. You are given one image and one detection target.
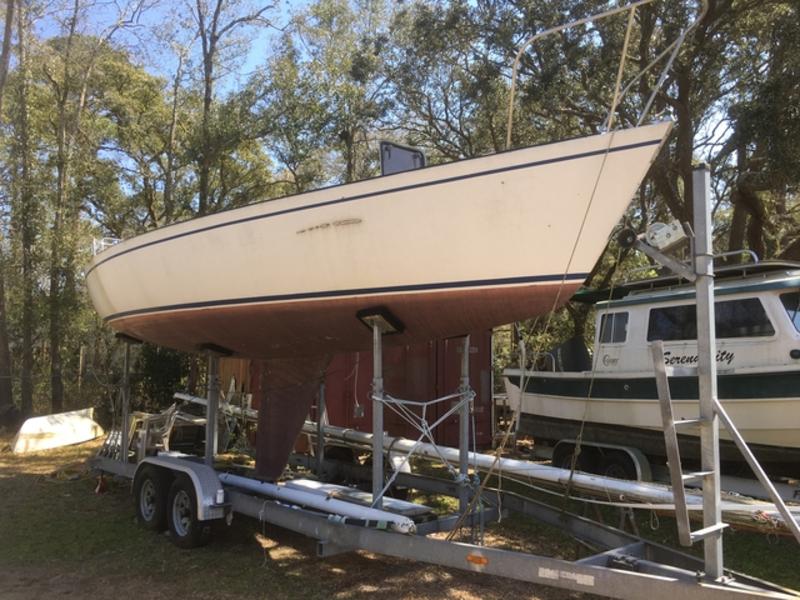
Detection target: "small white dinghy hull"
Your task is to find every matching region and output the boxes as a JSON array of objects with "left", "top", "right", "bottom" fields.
[{"left": 12, "top": 408, "right": 105, "bottom": 454}]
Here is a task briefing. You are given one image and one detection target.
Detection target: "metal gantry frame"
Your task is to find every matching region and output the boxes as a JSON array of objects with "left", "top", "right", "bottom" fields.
[{"left": 694, "top": 165, "right": 725, "bottom": 577}]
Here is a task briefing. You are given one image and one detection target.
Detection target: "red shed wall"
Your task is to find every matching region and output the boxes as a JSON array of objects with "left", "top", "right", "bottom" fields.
[{"left": 321, "top": 331, "right": 493, "bottom": 448}]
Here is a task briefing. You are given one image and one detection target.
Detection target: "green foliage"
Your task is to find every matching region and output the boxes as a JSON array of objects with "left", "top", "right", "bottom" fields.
[
  {"left": 2, "top": 0, "right": 800, "bottom": 415},
  {"left": 252, "top": 0, "right": 393, "bottom": 184},
  {"left": 134, "top": 344, "right": 189, "bottom": 412}
]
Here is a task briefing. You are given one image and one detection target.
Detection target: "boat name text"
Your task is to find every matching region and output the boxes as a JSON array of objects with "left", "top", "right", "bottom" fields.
[
  {"left": 663, "top": 350, "right": 734, "bottom": 366},
  {"left": 297, "top": 218, "right": 362, "bottom": 234}
]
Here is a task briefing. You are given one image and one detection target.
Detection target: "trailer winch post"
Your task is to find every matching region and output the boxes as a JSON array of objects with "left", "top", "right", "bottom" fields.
[
  {"left": 693, "top": 164, "right": 724, "bottom": 579},
  {"left": 458, "top": 335, "right": 471, "bottom": 512},
  {"left": 205, "top": 351, "right": 221, "bottom": 466}
]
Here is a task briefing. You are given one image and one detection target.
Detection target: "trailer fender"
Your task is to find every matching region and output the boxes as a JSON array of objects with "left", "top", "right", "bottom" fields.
[
  {"left": 553, "top": 439, "right": 652, "bottom": 482},
  {"left": 133, "top": 455, "right": 227, "bottom": 521}
]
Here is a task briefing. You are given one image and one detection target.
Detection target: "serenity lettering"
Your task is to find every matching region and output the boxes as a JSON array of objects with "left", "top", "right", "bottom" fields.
[{"left": 663, "top": 350, "right": 734, "bottom": 366}]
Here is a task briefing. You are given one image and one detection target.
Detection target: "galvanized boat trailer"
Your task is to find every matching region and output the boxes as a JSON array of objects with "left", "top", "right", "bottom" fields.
[{"left": 93, "top": 165, "right": 798, "bottom": 598}]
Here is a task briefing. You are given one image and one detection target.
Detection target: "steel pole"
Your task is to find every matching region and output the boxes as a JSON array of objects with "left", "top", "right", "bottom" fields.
[
  {"left": 317, "top": 383, "right": 326, "bottom": 478},
  {"left": 459, "top": 335, "right": 471, "bottom": 512},
  {"left": 693, "top": 164, "right": 723, "bottom": 579},
  {"left": 205, "top": 352, "right": 220, "bottom": 466},
  {"left": 120, "top": 342, "right": 131, "bottom": 463},
  {"left": 372, "top": 324, "right": 384, "bottom": 508}
]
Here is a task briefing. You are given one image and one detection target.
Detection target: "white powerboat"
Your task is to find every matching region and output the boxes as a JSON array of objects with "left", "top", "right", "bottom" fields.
[{"left": 505, "top": 261, "right": 800, "bottom": 472}]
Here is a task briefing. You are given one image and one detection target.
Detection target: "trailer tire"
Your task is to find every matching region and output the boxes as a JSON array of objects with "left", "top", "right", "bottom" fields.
[
  {"left": 599, "top": 451, "right": 638, "bottom": 481},
  {"left": 552, "top": 443, "right": 596, "bottom": 473},
  {"left": 134, "top": 466, "right": 169, "bottom": 531},
  {"left": 167, "top": 475, "right": 212, "bottom": 549}
]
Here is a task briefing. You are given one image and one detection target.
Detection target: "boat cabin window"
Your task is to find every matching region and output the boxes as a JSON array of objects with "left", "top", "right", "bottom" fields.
[
  {"left": 647, "top": 298, "right": 774, "bottom": 341},
  {"left": 780, "top": 292, "right": 800, "bottom": 332},
  {"left": 598, "top": 312, "right": 628, "bottom": 343}
]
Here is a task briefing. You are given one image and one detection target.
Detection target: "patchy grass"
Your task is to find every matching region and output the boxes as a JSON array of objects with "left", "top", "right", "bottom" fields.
[
  {"left": 0, "top": 434, "right": 589, "bottom": 600},
  {"left": 0, "top": 433, "right": 797, "bottom": 599}
]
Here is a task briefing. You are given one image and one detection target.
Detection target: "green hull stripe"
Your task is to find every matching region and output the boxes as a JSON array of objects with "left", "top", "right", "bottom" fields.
[{"left": 507, "top": 370, "right": 800, "bottom": 400}]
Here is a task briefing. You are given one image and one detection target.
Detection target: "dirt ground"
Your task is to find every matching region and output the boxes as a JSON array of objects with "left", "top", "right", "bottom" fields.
[
  {"left": 2, "top": 432, "right": 798, "bottom": 599},
  {"left": 0, "top": 434, "right": 598, "bottom": 600}
]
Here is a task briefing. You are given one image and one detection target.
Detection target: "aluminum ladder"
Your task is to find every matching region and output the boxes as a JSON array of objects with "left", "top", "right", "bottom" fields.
[{"left": 650, "top": 340, "right": 727, "bottom": 547}]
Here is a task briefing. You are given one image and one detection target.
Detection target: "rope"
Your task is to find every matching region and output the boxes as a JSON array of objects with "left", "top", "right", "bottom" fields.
[{"left": 562, "top": 247, "right": 624, "bottom": 503}]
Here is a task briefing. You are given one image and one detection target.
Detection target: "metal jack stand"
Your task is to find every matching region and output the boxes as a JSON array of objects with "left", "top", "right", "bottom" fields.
[
  {"left": 198, "top": 343, "right": 231, "bottom": 466},
  {"left": 357, "top": 309, "right": 400, "bottom": 509},
  {"left": 317, "top": 383, "right": 326, "bottom": 478},
  {"left": 694, "top": 165, "right": 725, "bottom": 578},
  {"left": 622, "top": 165, "right": 725, "bottom": 578},
  {"left": 371, "top": 322, "right": 385, "bottom": 509},
  {"left": 205, "top": 353, "right": 220, "bottom": 466},
  {"left": 121, "top": 340, "right": 132, "bottom": 464}
]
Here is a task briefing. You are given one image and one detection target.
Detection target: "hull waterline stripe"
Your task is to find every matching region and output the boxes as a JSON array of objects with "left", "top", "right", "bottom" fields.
[
  {"left": 104, "top": 272, "right": 588, "bottom": 322},
  {"left": 87, "top": 137, "right": 663, "bottom": 277}
]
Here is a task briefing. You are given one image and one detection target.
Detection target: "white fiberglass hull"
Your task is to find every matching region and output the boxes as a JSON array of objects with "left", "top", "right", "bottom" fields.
[{"left": 86, "top": 122, "right": 671, "bottom": 358}]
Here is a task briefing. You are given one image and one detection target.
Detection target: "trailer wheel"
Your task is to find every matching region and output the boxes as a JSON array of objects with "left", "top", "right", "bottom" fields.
[
  {"left": 167, "top": 475, "right": 212, "bottom": 549},
  {"left": 552, "top": 443, "right": 597, "bottom": 473},
  {"left": 134, "top": 466, "right": 169, "bottom": 531},
  {"left": 599, "top": 451, "right": 638, "bottom": 481}
]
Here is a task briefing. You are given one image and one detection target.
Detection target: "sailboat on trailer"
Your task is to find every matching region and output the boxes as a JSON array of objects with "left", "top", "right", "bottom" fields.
[{"left": 87, "top": 122, "right": 672, "bottom": 358}]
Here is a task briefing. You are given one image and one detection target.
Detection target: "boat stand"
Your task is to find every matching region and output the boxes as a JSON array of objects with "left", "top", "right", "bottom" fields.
[{"left": 358, "top": 309, "right": 476, "bottom": 514}]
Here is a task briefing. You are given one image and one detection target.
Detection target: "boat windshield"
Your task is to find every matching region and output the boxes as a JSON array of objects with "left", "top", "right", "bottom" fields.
[
  {"left": 780, "top": 292, "right": 800, "bottom": 332},
  {"left": 647, "top": 298, "right": 775, "bottom": 341}
]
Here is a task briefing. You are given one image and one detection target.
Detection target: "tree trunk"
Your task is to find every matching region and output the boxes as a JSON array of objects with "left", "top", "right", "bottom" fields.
[
  {"left": 49, "top": 138, "right": 68, "bottom": 414},
  {"left": 198, "top": 44, "right": 214, "bottom": 216},
  {"left": 48, "top": 0, "right": 81, "bottom": 414},
  {"left": 17, "top": 0, "right": 34, "bottom": 417},
  {"left": 0, "top": 267, "right": 13, "bottom": 417},
  {"left": 674, "top": 68, "right": 694, "bottom": 225},
  {"left": 727, "top": 143, "right": 748, "bottom": 257},
  {"left": 0, "top": 0, "right": 15, "bottom": 419},
  {"left": 0, "top": 0, "right": 14, "bottom": 103},
  {"left": 163, "top": 52, "right": 184, "bottom": 223}
]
